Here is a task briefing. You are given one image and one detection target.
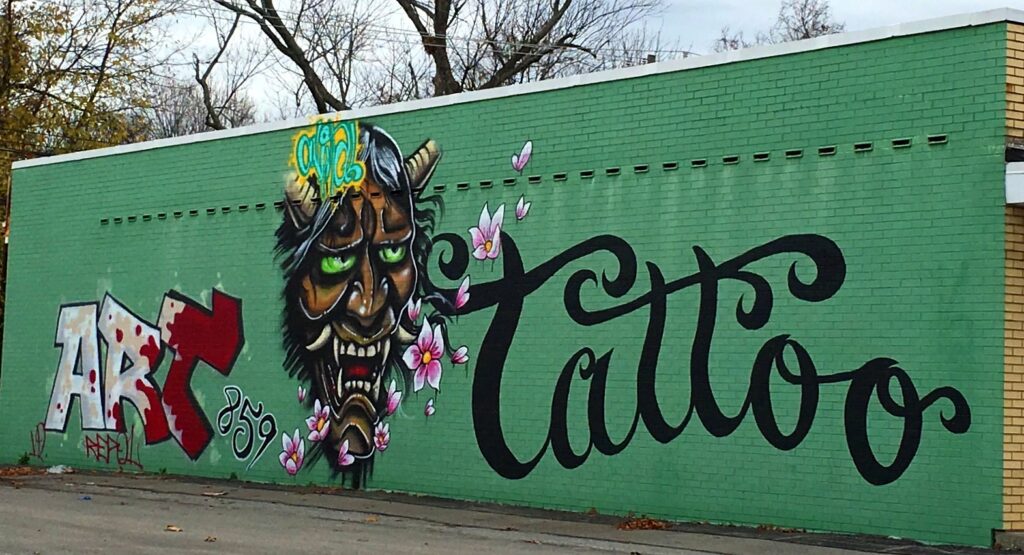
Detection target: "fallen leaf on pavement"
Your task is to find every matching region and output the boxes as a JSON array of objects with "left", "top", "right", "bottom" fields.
[
  {"left": 0, "top": 466, "right": 45, "bottom": 477},
  {"left": 364, "top": 515, "right": 379, "bottom": 523},
  {"left": 204, "top": 536, "right": 217, "bottom": 543},
  {"left": 201, "top": 491, "right": 227, "bottom": 497},
  {"left": 165, "top": 525, "right": 183, "bottom": 533},
  {"left": 617, "top": 516, "right": 670, "bottom": 531}
]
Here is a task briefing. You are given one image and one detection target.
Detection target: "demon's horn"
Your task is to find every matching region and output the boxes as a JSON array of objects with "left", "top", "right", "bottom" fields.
[
  {"left": 305, "top": 324, "right": 332, "bottom": 351},
  {"left": 405, "top": 140, "right": 441, "bottom": 193},
  {"left": 284, "top": 174, "right": 320, "bottom": 227}
]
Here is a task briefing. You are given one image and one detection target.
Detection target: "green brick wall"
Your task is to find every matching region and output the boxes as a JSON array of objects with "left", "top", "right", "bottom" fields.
[{"left": 0, "top": 22, "right": 1009, "bottom": 546}]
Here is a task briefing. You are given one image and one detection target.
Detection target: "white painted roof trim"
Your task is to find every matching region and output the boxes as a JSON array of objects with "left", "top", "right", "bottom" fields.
[
  {"left": 1007, "top": 162, "right": 1024, "bottom": 204},
  {"left": 14, "top": 7, "right": 1024, "bottom": 170}
]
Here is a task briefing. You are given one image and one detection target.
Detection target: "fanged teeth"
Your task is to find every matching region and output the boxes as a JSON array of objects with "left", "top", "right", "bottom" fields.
[
  {"left": 333, "top": 339, "right": 389, "bottom": 362},
  {"left": 331, "top": 339, "right": 389, "bottom": 397},
  {"left": 341, "top": 380, "right": 374, "bottom": 393}
]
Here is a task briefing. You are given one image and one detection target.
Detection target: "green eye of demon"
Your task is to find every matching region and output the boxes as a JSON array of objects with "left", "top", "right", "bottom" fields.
[
  {"left": 379, "top": 245, "right": 407, "bottom": 264},
  {"left": 321, "top": 254, "right": 356, "bottom": 275}
]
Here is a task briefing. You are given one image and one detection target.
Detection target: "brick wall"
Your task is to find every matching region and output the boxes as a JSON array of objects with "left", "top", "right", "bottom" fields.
[
  {"left": 1010, "top": 24, "right": 1024, "bottom": 143},
  {"left": 1006, "top": 206, "right": 1024, "bottom": 529},
  {"left": 0, "top": 21, "right": 1011, "bottom": 546},
  {"left": 1009, "top": 23, "right": 1024, "bottom": 532}
]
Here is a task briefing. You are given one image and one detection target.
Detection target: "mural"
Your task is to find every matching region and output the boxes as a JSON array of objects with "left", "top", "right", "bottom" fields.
[
  {"left": 216, "top": 385, "right": 278, "bottom": 470},
  {"left": 277, "top": 120, "right": 466, "bottom": 481},
  {"left": 35, "top": 118, "right": 974, "bottom": 491},
  {"left": 44, "top": 290, "right": 243, "bottom": 460}
]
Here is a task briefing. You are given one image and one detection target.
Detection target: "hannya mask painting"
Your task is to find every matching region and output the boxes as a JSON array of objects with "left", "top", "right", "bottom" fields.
[{"left": 276, "top": 120, "right": 460, "bottom": 480}]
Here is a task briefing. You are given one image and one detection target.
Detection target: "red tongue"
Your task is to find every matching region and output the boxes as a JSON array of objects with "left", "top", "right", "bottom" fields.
[{"left": 344, "top": 362, "right": 372, "bottom": 380}]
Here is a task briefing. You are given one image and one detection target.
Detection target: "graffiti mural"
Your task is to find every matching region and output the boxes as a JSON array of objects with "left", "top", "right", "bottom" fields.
[
  {"left": 277, "top": 120, "right": 468, "bottom": 481},
  {"left": 45, "top": 290, "right": 243, "bottom": 460},
  {"left": 429, "top": 229, "right": 972, "bottom": 486},
  {"left": 83, "top": 425, "right": 144, "bottom": 470},
  {"left": 216, "top": 385, "right": 278, "bottom": 470},
  {"left": 30, "top": 119, "right": 974, "bottom": 492}
]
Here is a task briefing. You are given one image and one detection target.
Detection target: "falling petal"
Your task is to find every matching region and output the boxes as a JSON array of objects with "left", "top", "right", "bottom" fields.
[
  {"left": 338, "top": 440, "right": 355, "bottom": 467},
  {"left": 452, "top": 346, "right": 469, "bottom": 364},
  {"left": 455, "top": 276, "right": 470, "bottom": 309},
  {"left": 406, "top": 299, "right": 421, "bottom": 322},
  {"left": 425, "top": 398, "right": 436, "bottom": 417},
  {"left": 386, "top": 380, "right": 402, "bottom": 415},
  {"left": 516, "top": 196, "right": 531, "bottom": 221},
  {"left": 512, "top": 141, "right": 532, "bottom": 172}
]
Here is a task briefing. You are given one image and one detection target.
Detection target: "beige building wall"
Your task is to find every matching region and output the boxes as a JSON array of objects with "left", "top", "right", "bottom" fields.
[{"left": 1007, "top": 24, "right": 1024, "bottom": 530}]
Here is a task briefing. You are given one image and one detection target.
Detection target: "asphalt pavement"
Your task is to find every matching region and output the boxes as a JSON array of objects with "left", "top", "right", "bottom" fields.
[{"left": 0, "top": 471, "right": 1000, "bottom": 554}]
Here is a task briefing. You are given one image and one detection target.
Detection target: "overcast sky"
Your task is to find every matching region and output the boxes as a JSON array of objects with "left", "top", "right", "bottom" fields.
[
  {"left": 664, "top": 0, "right": 1020, "bottom": 54},
  {"left": 180, "top": 1, "right": 1024, "bottom": 117}
]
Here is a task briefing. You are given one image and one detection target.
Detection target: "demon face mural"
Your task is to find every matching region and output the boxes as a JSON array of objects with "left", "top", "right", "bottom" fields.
[{"left": 276, "top": 119, "right": 447, "bottom": 474}]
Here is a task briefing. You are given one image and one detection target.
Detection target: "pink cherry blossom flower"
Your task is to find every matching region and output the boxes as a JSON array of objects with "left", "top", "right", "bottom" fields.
[
  {"left": 297, "top": 386, "right": 306, "bottom": 403},
  {"left": 402, "top": 324, "right": 444, "bottom": 392},
  {"left": 515, "top": 195, "right": 531, "bottom": 221},
  {"left": 452, "top": 346, "right": 469, "bottom": 364},
  {"left": 469, "top": 204, "right": 504, "bottom": 260},
  {"left": 425, "top": 398, "right": 436, "bottom": 417},
  {"left": 374, "top": 422, "right": 390, "bottom": 452},
  {"left": 454, "top": 276, "right": 470, "bottom": 310},
  {"left": 279, "top": 429, "right": 305, "bottom": 476},
  {"left": 305, "top": 399, "right": 330, "bottom": 442},
  {"left": 386, "top": 379, "right": 402, "bottom": 416},
  {"left": 406, "top": 298, "right": 421, "bottom": 322},
  {"left": 337, "top": 439, "right": 355, "bottom": 467}
]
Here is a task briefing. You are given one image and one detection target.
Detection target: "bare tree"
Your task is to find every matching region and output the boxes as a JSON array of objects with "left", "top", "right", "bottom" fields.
[
  {"left": 772, "top": 0, "right": 844, "bottom": 41},
  {"left": 196, "top": 0, "right": 674, "bottom": 116},
  {"left": 712, "top": 0, "right": 843, "bottom": 53},
  {"left": 145, "top": 77, "right": 257, "bottom": 139},
  {"left": 395, "top": 0, "right": 670, "bottom": 93}
]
